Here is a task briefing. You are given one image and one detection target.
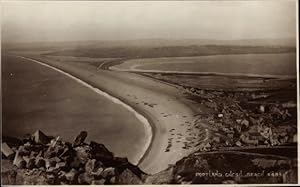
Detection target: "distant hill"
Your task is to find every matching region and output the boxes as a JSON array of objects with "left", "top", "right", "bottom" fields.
[
  {"left": 108, "top": 38, "right": 297, "bottom": 47},
  {"left": 42, "top": 45, "right": 295, "bottom": 58},
  {"left": 2, "top": 38, "right": 296, "bottom": 51}
]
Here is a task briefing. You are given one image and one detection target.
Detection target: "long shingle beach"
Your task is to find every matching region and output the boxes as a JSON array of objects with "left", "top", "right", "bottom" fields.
[{"left": 18, "top": 55, "right": 206, "bottom": 174}]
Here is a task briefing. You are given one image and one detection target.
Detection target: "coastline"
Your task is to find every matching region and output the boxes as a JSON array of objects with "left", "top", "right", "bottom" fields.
[
  {"left": 18, "top": 56, "right": 153, "bottom": 166},
  {"left": 110, "top": 67, "right": 296, "bottom": 79},
  {"left": 109, "top": 52, "right": 296, "bottom": 80},
  {"left": 17, "top": 55, "right": 203, "bottom": 174}
]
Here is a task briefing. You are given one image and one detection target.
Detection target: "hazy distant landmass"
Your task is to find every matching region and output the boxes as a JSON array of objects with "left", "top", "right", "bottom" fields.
[
  {"left": 3, "top": 38, "right": 296, "bottom": 60},
  {"left": 3, "top": 38, "right": 296, "bottom": 50}
]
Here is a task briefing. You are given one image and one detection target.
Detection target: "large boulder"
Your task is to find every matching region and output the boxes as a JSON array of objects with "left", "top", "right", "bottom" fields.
[
  {"left": 89, "top": 141, "right": 114, "bottom": 163},
  {"left": 117, "top": 168, "right": 143, "bottom": 184},
  {"left": 1, "top": 142, "right": 15, "bottom": 159},
  {"left": 101, "top": 167, "right": 115, "bottom": 179},
  {"left": 111, "top": 157, "right": 128, "bottom": 166},
  {"left": 73, "top": 131, "right": 88, "bottom": 147},
  {"left": 114, "top": 162, "right": 146, "bottom": 180},
  {"left": 78, "top": 172, "right": 93, "bottom": 184},
  {"left": 145, "top": 166, "right": 174, "bottom": 184},
  {"left": 84, "top": 159, "right": 96, "bottom": 175},
  {"left": 32, "top": 130, "right": 50, "bottom": 145},
  {"left": 65, "top": 168, "right": 79, "bottom": 183},
  {"left": 74, "top": 145, "right": 91, "bottom": 164}
]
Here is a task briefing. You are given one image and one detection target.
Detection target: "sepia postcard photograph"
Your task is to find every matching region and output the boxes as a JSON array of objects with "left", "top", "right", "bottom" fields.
[{"left": 1, "top": 0, "right": 298, "bottom": 185}]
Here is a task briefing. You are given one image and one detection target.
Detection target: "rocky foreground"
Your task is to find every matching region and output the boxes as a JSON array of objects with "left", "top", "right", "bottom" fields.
[
  {"left": 2, "top": 129, "right": 297, "bottom": 184},
  {"left": 1, "top": 130, "right": 146, "bottom": 185}
]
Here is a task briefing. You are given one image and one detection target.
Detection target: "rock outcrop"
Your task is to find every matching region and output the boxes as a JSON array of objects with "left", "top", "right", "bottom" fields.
[
  {"left": 1, "top": 130, "right": 145, "bottom": 185},
  {"left": 1, "top": 130, "right": 297, "bottom": 185}
]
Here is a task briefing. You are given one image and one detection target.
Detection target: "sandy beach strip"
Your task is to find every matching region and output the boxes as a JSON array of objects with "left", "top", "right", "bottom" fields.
[
  {"left": 19, "top": 55, "right": 204, "bottom": 174},
  {"left": 18, "top": 56, "right": 152, "bottom": 165}
]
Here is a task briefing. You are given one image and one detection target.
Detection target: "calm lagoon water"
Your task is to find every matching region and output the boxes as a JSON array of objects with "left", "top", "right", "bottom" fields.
[{"left": 125, "top": 53, "right": 296, "bottom": 76}]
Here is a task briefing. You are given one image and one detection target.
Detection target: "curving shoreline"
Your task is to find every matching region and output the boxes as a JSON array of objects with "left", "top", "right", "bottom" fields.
[
  {"left": 111, "top": 66, "right": 296, "bottom": 79},
  {"left": 17, "top": 55, "right": 200, "bottom": 174},
  {"left": 18, "top": 56, "right": 153, "bottom": 166},
  {"left": 109, "top": 53, "right": 296, "bottom": 79}
]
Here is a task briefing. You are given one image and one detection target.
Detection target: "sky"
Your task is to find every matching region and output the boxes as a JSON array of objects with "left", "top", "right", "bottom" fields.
[{"left": 1, "top": 1, "right": 297, "bottom": 43}]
